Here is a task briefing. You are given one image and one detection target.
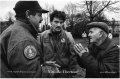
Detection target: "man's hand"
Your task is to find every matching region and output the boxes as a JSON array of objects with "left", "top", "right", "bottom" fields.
[
  {"left": 45, "top": 61, "right": 61, "bottom": 68},
  {"left": 74, "top": 43, "right": 89, "bottom": 57},
  {"left": 44, "top": 61, "right": 61, "bottom": 73},
  {"left": 41, "top": 61, "right": 61, "bottom": 77}
]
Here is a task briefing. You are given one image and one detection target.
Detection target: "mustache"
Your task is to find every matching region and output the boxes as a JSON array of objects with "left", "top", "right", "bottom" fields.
[{"left": 56, "top": 26, "right": 62, "bottom": 28}]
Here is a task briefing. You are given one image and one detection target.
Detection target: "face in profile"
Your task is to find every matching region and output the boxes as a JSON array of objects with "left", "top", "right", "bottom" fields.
[
  {"left": 50, "top": 17, "right": 64, "bottom": 32},
  {"left": 88, "top": 27, "right": 102, "bottom": 43},
  {"left": 29, "top": 12, "right": 43, "bottom": 29}
]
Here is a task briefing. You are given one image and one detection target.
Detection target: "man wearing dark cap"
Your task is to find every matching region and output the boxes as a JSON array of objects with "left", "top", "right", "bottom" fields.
[
  {"left": 74, "top": 22, "right": 119, "bottom": 78},
  {"left": 0, "top": 1, "right": 58, "bottom": 78}
]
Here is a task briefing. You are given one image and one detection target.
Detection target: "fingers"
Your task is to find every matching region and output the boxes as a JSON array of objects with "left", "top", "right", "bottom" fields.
[
  {"left": 45, "top": 61, "right": 61, "bottom": 68},
  {"left": 84, "top": 47, "right": 89, "bottom": 52},
  {"left": 46, "top": 61, "right": 56, "bottom": 64},
  {"left": 74, "top": 45, "right": 81, "bottom": 54},
  {"left": 74, "top": 43, "right": 89, "bottom": 56},
  {"left": 53, "top": 63, "right": 61, "bottom": 68},
  {"left": 75, "top": 44, "right": 82, "bottom": 50},
  {"left": 78, "top": 43, "right": 84, "bottom": 50},
  {"left": 74, "top": 43, "right": 84, "bottom": 52}
]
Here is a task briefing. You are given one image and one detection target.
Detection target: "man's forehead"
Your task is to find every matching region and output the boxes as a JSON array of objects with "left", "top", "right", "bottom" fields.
[
  {"left": 89, "top": 27, "right": 102, "bottom": 32},
  {"left": 53, "top": 17, "right": 64, "bottom": 22}
]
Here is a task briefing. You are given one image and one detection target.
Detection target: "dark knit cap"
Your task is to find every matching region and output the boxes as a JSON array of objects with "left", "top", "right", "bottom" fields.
[
  {"left": 14, "top": 1, "right": 49, "bottom": 17},
  {"left": 87, "top": 22, "right": 109, "bottom": 34}
]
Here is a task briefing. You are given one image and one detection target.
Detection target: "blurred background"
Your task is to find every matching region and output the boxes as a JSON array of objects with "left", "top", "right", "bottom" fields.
[{"left": 0, "top": 0, "right": 120, "bottom": 46}]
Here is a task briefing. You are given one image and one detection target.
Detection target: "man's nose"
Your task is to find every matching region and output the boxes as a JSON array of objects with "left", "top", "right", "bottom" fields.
[
  {"left": 57, "top": 23, "right": 61, "bottom": 26},
  {"left": 39, "top": 17, "right": 43, "bottom": 22},
  {"left": 88, "top": 33, "right": 91, "bottom": 37}
]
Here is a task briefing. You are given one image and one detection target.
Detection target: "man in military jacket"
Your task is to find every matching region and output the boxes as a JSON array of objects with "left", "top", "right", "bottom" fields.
[
  {"left": 0, "top": 1, "right": 57, "bottom": 78},
  {"left": 38, "top": 10, "right": 80, "bottom": 78}
]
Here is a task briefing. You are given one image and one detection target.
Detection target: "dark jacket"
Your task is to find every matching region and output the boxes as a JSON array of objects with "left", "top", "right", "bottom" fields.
[
  {"left": 0, "top": 19, "right": 51, "bottom": 78},
  {"left": 38, "top": 29, "right": 79, "bottom": 77},
  {"left": 77, "top": 37, "right": 119, "bottom": 78}
]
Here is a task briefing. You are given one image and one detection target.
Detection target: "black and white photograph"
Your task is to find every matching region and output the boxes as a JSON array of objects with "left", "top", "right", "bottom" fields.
[{"left": 0, "top": 0, "right": 120, "bottom": 78}]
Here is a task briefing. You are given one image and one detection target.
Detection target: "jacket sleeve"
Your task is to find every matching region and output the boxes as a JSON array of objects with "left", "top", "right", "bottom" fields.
[
  {"left": 7, "top": 40, "right": 42, "bottom": 77},
  {"left": 78, "top": 53, "right": 99, "bottom": 77},
  {"left": 7, "top": 40, "right": 54, "bottom": 78},
  {"left": 77, "top": 46, "right": 119, "bottom": 78},
  {"left": 67, "top": 33, "right": 87, "bottom": 77},
  {"left": 98, "top": 46, "right": 119, "bottom": 77},
  {"left": 66, "top": 32, "right": 82, "bottom": 75}
]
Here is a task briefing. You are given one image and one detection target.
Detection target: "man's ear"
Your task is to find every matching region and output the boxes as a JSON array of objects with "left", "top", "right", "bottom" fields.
[
  {"left": 25, "top": 10, "right": 30, "bottom": 19},
  {"left": 99, "top": 30, "right": 104, "bottom": 37}
]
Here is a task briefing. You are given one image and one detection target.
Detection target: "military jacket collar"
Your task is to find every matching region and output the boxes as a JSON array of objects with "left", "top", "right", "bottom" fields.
[{"left": 14, "top": 19, "right": 38, "bottom": 38}]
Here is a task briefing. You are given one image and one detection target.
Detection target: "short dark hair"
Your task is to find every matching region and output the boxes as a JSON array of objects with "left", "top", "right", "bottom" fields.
[{"left": 50, "top": 10, "right": 66, "bottom": 22}]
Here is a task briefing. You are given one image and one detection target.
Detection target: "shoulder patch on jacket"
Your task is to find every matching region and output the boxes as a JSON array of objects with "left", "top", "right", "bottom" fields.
[{"left": 24, "top": 45, "right": 37, "bottom": 59}]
